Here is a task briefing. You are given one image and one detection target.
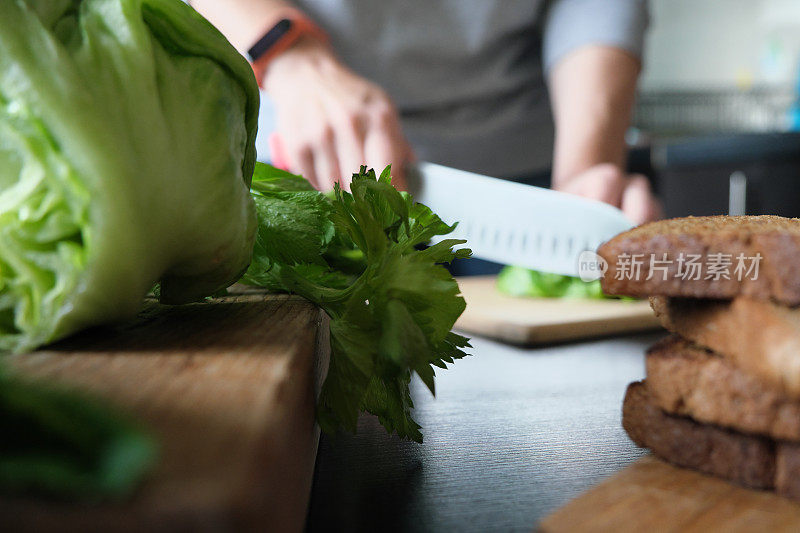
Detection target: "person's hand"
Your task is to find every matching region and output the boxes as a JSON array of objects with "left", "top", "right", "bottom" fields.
[
  {"left": 263, "top": 36, "right": 413, "bottom": 191},
  {"left": 555, "top": 163, "right": 662, "bottom": 224}
]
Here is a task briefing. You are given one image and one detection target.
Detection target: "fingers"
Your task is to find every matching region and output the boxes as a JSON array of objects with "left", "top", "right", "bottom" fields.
[
  {"left": 363, "top": 131, "right": 403, "bottom": 184},
  {"left": 361, "top": 99, "right": 411, "bottom": 189},
  {"left": 312, "top": 126, "right": 342, "bottom": 192},
  {"left": 278, "top": 103, "right": 409, "bottom": 192},
  {"left": 277, "top": 113, "right": 320, "bottom": 187},
  {"left": 620, "top": 174, "right": 657, "bottom": 224},
  {"left": 331, "top": 112, "right": 367, "bottom": 190},
  {"left": 388, "top": 143, "right": 415, "bottom": 191},
  {"left": 560, "top": 163, "right": 626, "bottom": 206},
  {"left": 557, "top": 165, "right": 662, "bottom": 225},
  {"left": 269, "top": 58, "right": 411, "bottom": 191},
  {"left": 281, "top": 119, "right": 340, "bottom": 190},
  {"left": 292, "top": 143, "right": 317, "bottom": 189},
  {"left": 583, "top": 164, "right": 627, "bottom": 206},
  {"left": 268, "top": 133, "right": 290, "bottom": 170}
]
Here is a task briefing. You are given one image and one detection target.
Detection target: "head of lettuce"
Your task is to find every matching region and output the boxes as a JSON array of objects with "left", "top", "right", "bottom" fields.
[{"left": 0, "top": 0, "right": 259, "bottom": 352}]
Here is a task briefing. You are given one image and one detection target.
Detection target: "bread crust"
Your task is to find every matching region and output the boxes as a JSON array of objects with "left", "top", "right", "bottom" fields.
[
  {"left": 646, "top": 336, "right": 800, "bottom": 441},
  {"left": 650, "top": 296, "right": 800, "bottom": 398},
  {"left": 623, "top": 381, "right": 800, "bottom": 499},
  {"left": 598, "top": 216, "right": 800, "bottom": 305}
]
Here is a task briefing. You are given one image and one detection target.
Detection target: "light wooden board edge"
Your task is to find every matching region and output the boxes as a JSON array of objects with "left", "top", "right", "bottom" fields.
[
  {"left": 456, "top": 305, "right": 661, "bottom": 345},
  {"left": 539, "top": 456, "right": 800, "bottom": 533},
  {"left": 455, "top": 276, "right": 662, "bottom": 345}
]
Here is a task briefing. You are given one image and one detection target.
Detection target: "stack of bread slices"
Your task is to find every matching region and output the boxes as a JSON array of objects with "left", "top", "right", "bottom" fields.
[{"left": 598, "top": 215, "right": 800, "bottom": 499}]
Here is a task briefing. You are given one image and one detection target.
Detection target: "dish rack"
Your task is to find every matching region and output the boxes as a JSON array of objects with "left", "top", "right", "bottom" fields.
[{"left": 634, "top": 87, "right": 796, "bottom": 136}]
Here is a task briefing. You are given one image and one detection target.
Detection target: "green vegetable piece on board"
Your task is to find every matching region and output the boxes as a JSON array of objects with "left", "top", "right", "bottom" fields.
[{"left": 496, "top": 265, "right": 607, "bottom": 299}]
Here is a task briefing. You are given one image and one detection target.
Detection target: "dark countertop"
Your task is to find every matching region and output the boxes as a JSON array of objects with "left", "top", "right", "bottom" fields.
[{"left": 306, "top": 331, "right": 665, "bottom": 532}]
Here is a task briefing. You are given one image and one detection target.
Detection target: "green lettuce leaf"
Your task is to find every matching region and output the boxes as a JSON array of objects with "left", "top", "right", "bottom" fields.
[
  {"left": 242, "top": 164, "right": 471, "bottom": 442},
  {"left": 0, "top": 0, "right": 259, "bottom": 353},
  {"left": 496, "top": 265, "right": 606, "bottom": 299}
]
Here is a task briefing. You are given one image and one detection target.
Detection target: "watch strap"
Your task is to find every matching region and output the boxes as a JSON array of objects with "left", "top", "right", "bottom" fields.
[{"left": 248, "top": 10, "right": 328, "bottom": 87}]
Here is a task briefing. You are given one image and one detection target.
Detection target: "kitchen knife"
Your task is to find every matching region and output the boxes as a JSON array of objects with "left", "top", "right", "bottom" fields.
[{"left": 406, "top": 162, "right": 635, "bottom": 277}]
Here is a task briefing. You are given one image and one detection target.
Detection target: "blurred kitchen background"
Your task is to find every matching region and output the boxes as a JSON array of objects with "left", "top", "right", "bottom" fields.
[
  {"left": 255, "top": 0, "right": 800, "bottom": 218},
  {"left": 629, "top": 0, "right": 800, "bottom": 218}
]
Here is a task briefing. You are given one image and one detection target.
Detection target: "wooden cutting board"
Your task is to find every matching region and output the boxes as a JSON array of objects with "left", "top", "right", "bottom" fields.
[
  {"left": 455, "top": 276, "right": 661, "bottom": 345},
  {"left": 1, "top": 287, "right": 329, "bottom": 533},
  {"left": 540, "top": 456, "right": 800, "bottom": 532}
]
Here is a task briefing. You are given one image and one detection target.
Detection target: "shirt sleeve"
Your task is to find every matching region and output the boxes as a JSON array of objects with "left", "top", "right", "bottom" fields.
[{"left": 542, "top": 0, "right": 649, "bottom": 73}]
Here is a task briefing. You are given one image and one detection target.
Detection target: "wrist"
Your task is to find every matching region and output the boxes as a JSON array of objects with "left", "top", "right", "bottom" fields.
[
  {"left": 261, "top": 35, "right": 336, "bottom": 91},
  {"left": 248, "top": 10, "right": 331, "bottom": 90}
]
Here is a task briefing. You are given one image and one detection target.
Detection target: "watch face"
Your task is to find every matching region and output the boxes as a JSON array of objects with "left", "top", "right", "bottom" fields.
[{"left": 248, "top": 18, "right": 293, "bottom": 62}]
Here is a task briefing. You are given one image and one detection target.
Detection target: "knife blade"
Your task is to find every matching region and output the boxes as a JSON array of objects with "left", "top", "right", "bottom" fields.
[{"left": 406, "top": 162, "right": 634, "bottom": 277}]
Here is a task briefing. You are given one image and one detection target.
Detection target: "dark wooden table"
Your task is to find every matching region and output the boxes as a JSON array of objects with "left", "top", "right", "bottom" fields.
[{"left": 305, "top": 331, "right": 664, "bottom": 532}]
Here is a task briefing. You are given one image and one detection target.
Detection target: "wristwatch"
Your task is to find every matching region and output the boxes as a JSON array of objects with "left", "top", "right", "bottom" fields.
[{"left": 248, "top": 10, "right": 328, "bottom": 87}]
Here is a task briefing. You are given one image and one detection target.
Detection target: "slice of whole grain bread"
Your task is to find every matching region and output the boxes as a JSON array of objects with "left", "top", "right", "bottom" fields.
[
  {"left": 623, "top": 381, "right": 775, "bottom": 490},
  {"left": 597, "top": 215, "right": 800, "bottom": 305},
  {"left": 646, "top": 336, "right": 800, "bottom": 441},
  {"left": 622, "top": 380, "right": 800, "bottom": 499},
  {"left": 651, "top": 296, "right": 800, "bottom": 398}
]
